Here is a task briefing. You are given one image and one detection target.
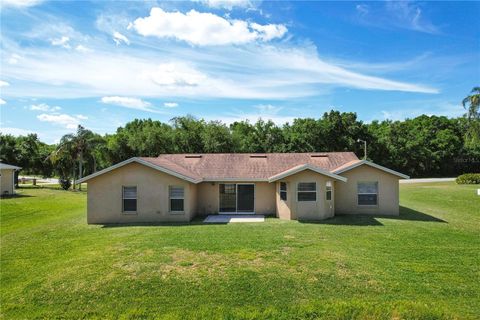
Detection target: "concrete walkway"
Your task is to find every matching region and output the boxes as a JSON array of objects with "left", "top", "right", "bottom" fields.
[
  {"left": 400, "top": 178, "right": 455, "bottom": 184},
  {"left": 204, "top": 215, "right": 265, "bottom": 223}
]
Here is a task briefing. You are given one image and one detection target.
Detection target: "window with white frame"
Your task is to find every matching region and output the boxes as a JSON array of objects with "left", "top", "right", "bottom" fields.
[
  {"left": 326, "top": 181, "right": 332, "bottom": 201},
  {"left": 122, "top": 186, "right": 137, "bottom": 212},
  {"left": 280, "top": 182, "right": 287, "bottom": 201},
  {"left": 169, "top": 186, "right": 185, "bottom": 212},
  {"left": 297, "top": 182, "right": 316, "bottom": 201},
  {"left": 357, "top": 181, "right": 378, "bottom": 205}
]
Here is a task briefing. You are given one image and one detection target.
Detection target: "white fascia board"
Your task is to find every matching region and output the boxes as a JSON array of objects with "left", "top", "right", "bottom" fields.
[
  {"left": 333, "top": 160, "right": 410, "bottom": 179},
  {"left": 269, "top": 164, "right": 348, "bottom": 183},
  {"left": 0, "top": 163, "right": 22, "bottom": 170},
  {"left": 77, "top": 157, "right": 201, "bottom": 184}
]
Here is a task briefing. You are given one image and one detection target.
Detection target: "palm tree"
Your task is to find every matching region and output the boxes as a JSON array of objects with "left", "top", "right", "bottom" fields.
[
  {"left": 462, "top": 87, "right": 480, "bottom": 149},
  {"left": 50, "top": 125, "right": 101, "bottom": 190},
  {"left": 462, "top": 87, "right": 480, "bottom": 120}
]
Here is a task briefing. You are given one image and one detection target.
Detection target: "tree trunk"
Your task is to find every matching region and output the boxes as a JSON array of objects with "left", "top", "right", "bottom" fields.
[
  {"left": 78, "top": 151, "right": 83, "bottom": 191},
  {"left": 93, "top": 155, "right": 97, "bottom": 173},
  {"left": 72, "top": 163, "right": 76, "bottom": 190}
]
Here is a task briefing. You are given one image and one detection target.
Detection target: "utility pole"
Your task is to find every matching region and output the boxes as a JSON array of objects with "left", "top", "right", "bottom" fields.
[{"left": 357, "top": 139, "right": 367, "bottom": 160}]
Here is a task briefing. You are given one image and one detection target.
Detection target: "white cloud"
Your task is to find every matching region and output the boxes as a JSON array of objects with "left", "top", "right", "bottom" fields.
[
  {"left": 30, "top": 103, "right": 61, "bottom": 112},
  {"left": 254, "top": 104, "right": 282, "bottom": 114},
  {"left": 163, "top": 102, "right": 179, "bottom": 108},
  {"left": 356, "top": 2, "right": 439, "bottom": 34},
  {"left": 75, "top": 45, "right": 92, "bottom": 53},
  {"left": 0, "top": 0, "right": 43, "bottom": 8},
  {"left": 0, "top": 80, "right": 10, "bottom": 87},
  {"left": 8, "top": 54, "right": 21, "bottom": 65},
  {"left": 75, "top": 114, "right": 88, "bottom": 120},
  {"left": 250, "top": 23, "right": 287, "bottom": 41},
  {"left": 1, "top": 32, "right": 438, "bottom": 100},
  {"left": 51, "top": 36, "right": 71, "bottom": 48},
  {"left": 0, "top": 99, "right": 6, "bottom": 105},
  {"left": 113, "top": 31, "right": 130, "bottom": 45},
  {"left": 194, "top": 0, "right": 255, "bottom": 10},
  {"left": 37, "top": 113, "right": 85, "bottom": 129},
  {"left": 101, "top": 96, "right": 164, "bottom": 113},
  {"left": 150, "top": 63, "right": 206, "bottom": 86},
  {"left": 386, "top": 2, "right": 438, "bottom": 34},
  {"left": 130, "top": 8, "right": 287, "bottom": 46},
  {"left": 0, "top": 127, "right": 34, "bottom": 136},
  {"left": 356, "top": 4, "right": 369, "bottom": 16}
]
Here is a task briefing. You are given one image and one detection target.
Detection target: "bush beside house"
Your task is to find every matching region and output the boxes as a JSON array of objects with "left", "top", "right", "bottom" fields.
[{"left": 456, "top": 173, "right": 480, "bottom": 184}]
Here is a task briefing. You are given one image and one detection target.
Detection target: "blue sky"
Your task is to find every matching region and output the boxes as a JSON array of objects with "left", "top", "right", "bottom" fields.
[{"left": 1, "top": 0, "right": 479, "bottom": 143}]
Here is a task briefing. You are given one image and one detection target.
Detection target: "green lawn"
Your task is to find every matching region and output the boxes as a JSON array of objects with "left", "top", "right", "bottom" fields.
[{"left": 1, "top": 183, "right": 479, "bottom": 319}]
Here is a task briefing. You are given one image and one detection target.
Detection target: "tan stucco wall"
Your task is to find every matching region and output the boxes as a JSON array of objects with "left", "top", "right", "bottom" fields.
[
  {"left": 275, "top": 170, "right": 336, "bottom": 220},
  {"left": 275, "top": 181, "right": 291, "bottom": 220},
  {"left": 335, "top": 165, "right": 400, "bottom": 215},
  {"left": 196, "top": 181, "right": 276, "bottom": 215},
  {"left": 86, "top": 162, "right": 197, "bottom": 224},
  {"left": 0, "top": 169, "right": 15, "bottom": 195}
]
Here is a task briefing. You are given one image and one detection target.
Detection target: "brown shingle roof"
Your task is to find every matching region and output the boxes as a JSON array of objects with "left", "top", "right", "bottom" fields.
[{"left": 140, "top": 152, "right": 358, "bottom": 180}]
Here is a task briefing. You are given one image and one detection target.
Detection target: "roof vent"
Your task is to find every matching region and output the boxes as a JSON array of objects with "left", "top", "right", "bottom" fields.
[
  {"left": 185, "top": 155, "right": 202, "bottom": 158},
  {"left": 250, "top": 154, "right": 267, "bottom": 158},
  {"left": 311, "top": 154, "right": 328, "bottom": 158}
]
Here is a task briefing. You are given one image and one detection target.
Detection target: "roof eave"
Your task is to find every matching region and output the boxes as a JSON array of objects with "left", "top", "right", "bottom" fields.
[
  {"left": 333, "top": 160, "right": 410, "bottom": 179},
  {"left": 77, "top": 157, "right": 202, "bottom": 184},
  {"left": 268, "top": 164, "right": 348, "bottom": 183}
]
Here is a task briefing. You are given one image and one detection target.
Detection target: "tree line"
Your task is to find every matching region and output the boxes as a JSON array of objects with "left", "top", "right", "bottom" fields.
[{"left": 1, "top": 110, "right": 478, "bottom": 184}]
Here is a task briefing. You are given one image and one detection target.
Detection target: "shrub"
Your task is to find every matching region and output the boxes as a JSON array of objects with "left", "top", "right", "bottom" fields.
[
  {"left": 59, "top": 177, "right": 72, "bottom": 190},
  {"left": 456, "top": 173, "right": 480, "bottom": 184}
]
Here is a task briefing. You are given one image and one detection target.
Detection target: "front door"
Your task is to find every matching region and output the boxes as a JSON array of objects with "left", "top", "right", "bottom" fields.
[{"left": 219, "top": 183, "right": 255, "bottom": 213}]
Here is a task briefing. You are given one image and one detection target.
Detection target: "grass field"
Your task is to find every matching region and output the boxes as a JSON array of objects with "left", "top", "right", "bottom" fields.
[{"left": 1, "top": 182, "right": 479, "bottom": 319}]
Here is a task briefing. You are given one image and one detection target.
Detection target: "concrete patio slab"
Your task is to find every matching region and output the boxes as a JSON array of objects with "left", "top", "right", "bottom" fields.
[{"left": 203, "top": 214, "right": 265, "bottom": 223}]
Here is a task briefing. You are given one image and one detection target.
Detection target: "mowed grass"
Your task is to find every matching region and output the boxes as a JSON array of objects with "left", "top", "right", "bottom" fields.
[{"left": 1, "top": 183, "right": 479, "bottom": 319}]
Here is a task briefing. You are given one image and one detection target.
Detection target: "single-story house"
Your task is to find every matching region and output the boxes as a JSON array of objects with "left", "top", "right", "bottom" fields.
[
  {"left": 78, "top": 152, "right": 409, "bottom": 224},
  {"left": 0, "top": 163, "right": 21, "bottom": 196}
]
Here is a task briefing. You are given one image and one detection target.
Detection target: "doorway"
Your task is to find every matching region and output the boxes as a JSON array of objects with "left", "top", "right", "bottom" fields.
[{"left": 219, "top": 183, "right": 255, "bottom": 213}]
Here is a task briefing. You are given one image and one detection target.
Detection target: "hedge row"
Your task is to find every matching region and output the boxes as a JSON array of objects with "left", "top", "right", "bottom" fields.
[{"left": 456, "top": 173, "right": 480, "bottom": 184}]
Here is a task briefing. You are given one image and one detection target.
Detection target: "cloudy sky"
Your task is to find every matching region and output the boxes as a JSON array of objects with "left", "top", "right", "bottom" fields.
[{"left": 1, "top": 0, "right": 479, "bottom": 143}]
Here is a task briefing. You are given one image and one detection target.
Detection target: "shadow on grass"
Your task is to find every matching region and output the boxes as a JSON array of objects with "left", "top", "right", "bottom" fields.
[
  {"left": 101, "top": 217, "right": 212, "bottom": 228},
  {"left": 100, "top": 207, "right": 446, "bottom": 228},
  {"left": 300, "top": 215, "right": 383, "bottom": 226},
  {"left": 0, "top": 193, "right": 35, "bottom": 199},
  {"left": 299, "top": 206, "right": 446, "bottom": 226}
]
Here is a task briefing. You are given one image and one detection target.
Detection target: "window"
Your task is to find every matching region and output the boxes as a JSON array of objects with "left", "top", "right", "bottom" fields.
[
  {"left": 326, "top": 181, "right": 332, "bottom": 201},
  {"left": 169, "top": 186, "right": 185, "bottom": 212},
  {"left": 122, "top": 186, "right": 137, "bottom": 212},
  {"left": 357, "top": 182, "right": 378, "bottom": 205},
  {"left": 297, "top": 182, "right": 316, "bottom": 201},
  {"left": 280, "top": 182, "right": 287, "bottom": 201}
]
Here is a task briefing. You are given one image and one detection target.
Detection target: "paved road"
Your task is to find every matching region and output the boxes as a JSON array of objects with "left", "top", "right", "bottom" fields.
[
  {"left": 400, "top": 178, "right": 455, "bottom": 184},
  {"left": 19, "top": 176, "right": 59, "bottom": 184}
]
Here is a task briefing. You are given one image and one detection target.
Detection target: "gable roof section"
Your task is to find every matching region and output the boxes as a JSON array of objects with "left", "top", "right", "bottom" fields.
[
  {"left": 77, "top": 152, "right": 360, "bottom": 184},
  {"left": 156, "top": 152, "right": 358, "bottom": 181},
  {"left": 268, "top": 164, "right": 347, "bottom": 182},
  {"left": 77, "top": 157, "right": 202, "bottom": 184},
  {"left": 0, "top": 163, "right": 21, "bottom": 170},
  {"left": 332, "top": 160, "right": 410, "bottom": 179}
]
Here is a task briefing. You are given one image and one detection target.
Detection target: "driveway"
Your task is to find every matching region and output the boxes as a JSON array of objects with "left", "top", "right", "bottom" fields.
[{"left": 400, "top": 178, "right": 455, "bottom": 184}]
